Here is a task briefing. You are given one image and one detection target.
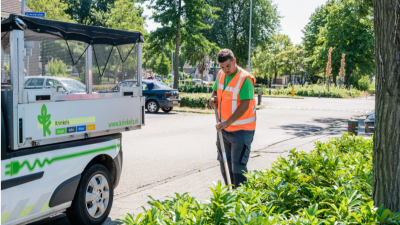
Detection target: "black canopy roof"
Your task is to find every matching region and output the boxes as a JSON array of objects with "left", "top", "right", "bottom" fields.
[{"left": 1, "top": 14, "right": 144, "bottom": 45}]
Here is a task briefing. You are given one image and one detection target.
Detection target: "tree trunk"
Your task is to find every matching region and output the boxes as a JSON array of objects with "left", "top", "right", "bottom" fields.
[
  {"left": 372, "top": 0, "right": 400, "bottom": 212},
  {"left": 174, "top": 0, "right": 182, "bottom": 89},
  {"left": 345, "top": 74, "right": 350, "bottom": 88}
]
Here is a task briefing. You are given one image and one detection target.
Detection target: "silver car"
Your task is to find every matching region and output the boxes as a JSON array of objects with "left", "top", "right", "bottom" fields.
[{"left": 24, "top": 76, "right": 86, "bottom": 93}]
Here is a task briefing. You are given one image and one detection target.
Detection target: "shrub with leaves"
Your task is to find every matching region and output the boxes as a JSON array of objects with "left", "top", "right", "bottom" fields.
[
  {"left": 358, "top": 76, "right": 370, "bottom": 91},
  {"left": 273, "top": 84, "right": 363, "bottom": 98},
  {"left": 117, "top": 134, "right": 400, "bottom": 224},
  {"left": 179, "top": 85, "right": 214, "bottom": 93},
  {"left": 180, "top": 93, "right": 212, "bottom": 109},
  {"left": 47, "top": 58, "right": 68, "bottom": 77}
]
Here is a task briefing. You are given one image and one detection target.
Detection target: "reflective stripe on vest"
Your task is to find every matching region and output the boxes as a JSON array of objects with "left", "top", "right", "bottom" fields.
[
  {"left": 222, "top": 116, "right": 256, "bottom": 125},
  {"left": 231, "top": 73, "right": 246, "bottom": 114}
]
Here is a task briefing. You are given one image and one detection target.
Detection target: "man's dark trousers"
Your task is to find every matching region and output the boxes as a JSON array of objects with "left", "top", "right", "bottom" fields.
[{"left": 217, "top": 129, "right": 255, "bottom": 189}]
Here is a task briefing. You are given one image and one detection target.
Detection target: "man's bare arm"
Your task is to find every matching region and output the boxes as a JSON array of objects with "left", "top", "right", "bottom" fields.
[{"left": 209, "top": 91, "right": 218, "bottom": 108}]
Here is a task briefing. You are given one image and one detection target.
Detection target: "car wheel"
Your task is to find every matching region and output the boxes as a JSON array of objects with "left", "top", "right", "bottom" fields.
[
  {"left": 162, "top": 107, "right": 173, "bottom": 113},
  {"left": 66, "top": 164, "right": 113, "bottom": 225},
  {"left": 147, "top": 100, "right": 159, "bottom": 113}
]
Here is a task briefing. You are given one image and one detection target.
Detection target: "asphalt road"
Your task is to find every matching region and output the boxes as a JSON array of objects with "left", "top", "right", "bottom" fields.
[{"left": 115, "top": 96, "right": 375, "bottom": 196}]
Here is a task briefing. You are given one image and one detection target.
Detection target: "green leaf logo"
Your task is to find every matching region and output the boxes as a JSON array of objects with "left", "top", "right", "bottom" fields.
[{"left": 37, "top": 104, "right": 51, "bottom": 137}]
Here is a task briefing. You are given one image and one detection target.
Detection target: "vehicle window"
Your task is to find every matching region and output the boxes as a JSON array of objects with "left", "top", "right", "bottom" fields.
[
  {"left": 60, "top": 79, "right": 86, "bottom": 92},
  {"left": 155, "top": 82, "right": 171, "bottom": 89},
  {"left": 142, "top": 83, "right": 148, "bottom": 91},
  {"left": 125, "top": 81, "right": 135, "bottom": 87},
  {"left": 25, "top": 78, "right": 44, "bottom": 87},
  {"left": 46, "top": 79, "right": 63, "bottom": 88}
]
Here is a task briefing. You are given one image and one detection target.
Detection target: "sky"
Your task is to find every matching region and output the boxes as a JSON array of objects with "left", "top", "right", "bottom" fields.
[{"left": 139, "top": 0, "right": 326, "bottom": 45}]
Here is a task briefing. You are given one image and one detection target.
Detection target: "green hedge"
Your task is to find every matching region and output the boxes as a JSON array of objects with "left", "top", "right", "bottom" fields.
[
  {"left": 180, "top": 93, "right": 212, "bottom": 109},
  {"left": 271, "top": 84, "right": 363, "bottom": 98},
  {"left": 178, "top": 85, "right": 214, "bottom": 93},
  {"left": 117, "top": 134, "right": 400, "bottom": 224}
]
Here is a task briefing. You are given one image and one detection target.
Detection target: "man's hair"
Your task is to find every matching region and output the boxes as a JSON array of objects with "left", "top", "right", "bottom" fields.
[{"left": 217, "top": 49, "right": 234, "bottom": 63}]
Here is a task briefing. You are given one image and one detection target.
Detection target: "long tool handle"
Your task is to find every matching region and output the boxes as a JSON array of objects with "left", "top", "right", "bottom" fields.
[{"left": 213, "top": 98, "right": 232, "bottom": 190}]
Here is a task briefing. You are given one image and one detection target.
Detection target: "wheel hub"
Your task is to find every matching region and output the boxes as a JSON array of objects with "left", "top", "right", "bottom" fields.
[{"left": 85, "top": 174, "right": 110, "bottom": 218}]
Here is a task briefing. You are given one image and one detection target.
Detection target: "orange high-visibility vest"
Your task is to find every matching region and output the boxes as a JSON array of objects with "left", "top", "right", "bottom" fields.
[{"left": 216, "top": 68, "right": 257, "bottom": 132}]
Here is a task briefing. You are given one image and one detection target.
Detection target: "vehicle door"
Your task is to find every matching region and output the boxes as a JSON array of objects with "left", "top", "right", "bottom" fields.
[
  {"left": 45, "top": 78, "right": 65, "bottom": 92},
  {"left": 142, "top": 83, "right": 149, "bottom": 99}
]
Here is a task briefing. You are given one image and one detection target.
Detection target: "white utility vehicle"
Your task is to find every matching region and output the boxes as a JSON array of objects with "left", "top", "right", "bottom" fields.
[{"left": 1, "top": 15, "right": 145, "bottom": 225}]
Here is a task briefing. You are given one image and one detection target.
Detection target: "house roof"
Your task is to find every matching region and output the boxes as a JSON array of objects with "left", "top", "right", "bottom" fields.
[{"left": 1, "top": 0, "right": 32, "bottom": 15}]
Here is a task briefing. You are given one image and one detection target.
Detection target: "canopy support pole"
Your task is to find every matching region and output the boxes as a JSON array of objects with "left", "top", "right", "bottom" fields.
[{"left": 86, "top": 44, "right": 93, "bottom": 94}]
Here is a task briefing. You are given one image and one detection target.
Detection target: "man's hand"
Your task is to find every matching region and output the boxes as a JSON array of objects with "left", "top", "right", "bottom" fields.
[
  {"left": 209, "top": 96, "right": 217, "bottom": 108},
  {"left": 216, "top": 121, "right": 229, "bottom": 132}
]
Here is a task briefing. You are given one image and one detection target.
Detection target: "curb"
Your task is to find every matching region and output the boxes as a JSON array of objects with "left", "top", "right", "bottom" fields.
[
  {"left": 172, "top": 109, "right": 214, "bottom": 114},
  {"left": 173, "top": 104, "right": 265, "bottom": 114},
  {"left": 262, "top": 95, "right": 304, "bottom": 99}
]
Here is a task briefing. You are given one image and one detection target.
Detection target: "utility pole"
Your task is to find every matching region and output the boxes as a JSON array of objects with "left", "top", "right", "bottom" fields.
[
  {"left": 21, "top": 0, "right": 25, "bottom": 14},
  {"left": 247, "top": 0, "right": 252, "bottom": 72}
]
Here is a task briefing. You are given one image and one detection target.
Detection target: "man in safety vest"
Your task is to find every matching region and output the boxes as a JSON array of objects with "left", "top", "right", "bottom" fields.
[{"left": 209, "top": 49, "right": 256, "bottom": 189}]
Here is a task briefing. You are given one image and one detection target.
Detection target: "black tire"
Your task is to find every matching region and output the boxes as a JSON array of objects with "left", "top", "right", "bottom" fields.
[
  {"left": 66, "top": 164, "right": 113, "bottom": 225},
  {"left": 162, "top": 107, "right": 173, "bottom": 113},
  {"left": 146, "top": 100, "right": 160, "bottom": 113}
]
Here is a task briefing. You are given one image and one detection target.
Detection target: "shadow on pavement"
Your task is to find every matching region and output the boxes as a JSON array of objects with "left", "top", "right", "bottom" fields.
[
  {"left": 28, "top": 215, "right": 122, "bottom": 225},
  {"left": 276, "top": 124, "right": 324, "bottom": 136},
  {"left": 145, "top": 111, "right": 178, "bottom": 115},
  {"left": 276, "top": 117, "right": 357, "bottom": 136}
]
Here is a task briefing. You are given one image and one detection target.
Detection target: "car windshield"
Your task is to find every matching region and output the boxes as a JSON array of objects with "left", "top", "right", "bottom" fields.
[
  {"left": 154, "top": 82, "right": 171, "bottom": 89},
  {"left": 60, "top": 79, "right": 86, "bottom": 92}
]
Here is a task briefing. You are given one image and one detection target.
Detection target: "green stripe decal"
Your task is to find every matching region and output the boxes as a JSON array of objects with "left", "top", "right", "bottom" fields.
[
  {"left": 1, "top": 212, "right": 11, "bottom": 223},
  {"left": 18, "top": 205, "right": 34, "bottom": 218},
  {"left": 5, "top": 143, "right": 120, "bottom": 176},
  {"left": 40, "top": 201, "right": 50, "bottom": 212},
  {"left": 37, "top": 116, "right": 95, "bottom": 129}
]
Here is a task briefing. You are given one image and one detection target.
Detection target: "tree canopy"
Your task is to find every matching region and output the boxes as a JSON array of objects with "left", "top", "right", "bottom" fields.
[
  {"left": 63, "top": 0, "right": 114, "bottom": 24},
  {"left": 154, "top": 53, "right": 171, "bottom": 76},
  {"left": 147, "top": 0, "right": 218, "bottom": 88},
  {"left": 90, "top": 0, "right": 145, "bottom": 32},
  {"left": 26, "top": 0, "right": 75, "bottom": 22},
  {"left": 302, "top": 0, "right": 374, "bottom": 85},
  {"left": 201, "top": 0, "right": 281, "bottom": 68}
]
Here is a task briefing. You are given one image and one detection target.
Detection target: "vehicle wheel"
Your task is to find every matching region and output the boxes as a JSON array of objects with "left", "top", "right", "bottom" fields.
[
  {"left": 162, "top": 107, "right": 173, "bottom": 113},
  {"left": 147, "top": 100, "right": 159, "bottom": 113},
  {"left": 66, "top": 164, "right": 113, "bottom": 225}
]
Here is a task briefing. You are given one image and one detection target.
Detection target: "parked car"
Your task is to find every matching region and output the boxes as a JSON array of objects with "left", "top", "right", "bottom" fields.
[
  {"left": 156, "top": 75, "right": 164, "bottom": 81},
  {"left": 142, "top": 79, "right": 180, "bottom": 113},
  {"left": 192, "top": 79, "right": 209, "bottom": 85},
  {"left": 364, "top": 110, "right": 375, "bottom": 136},
  {"left": 24, "top": 76, "right": 86, "bottom": 93}
]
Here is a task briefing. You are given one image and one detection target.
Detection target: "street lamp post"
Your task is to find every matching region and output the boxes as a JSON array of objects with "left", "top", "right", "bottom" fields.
[
  {"left": 171, "top": 51, "right": 174, "bottom": 88},
  {"left": 248, "top": 0, "right": 252, "bottom": 72}
]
